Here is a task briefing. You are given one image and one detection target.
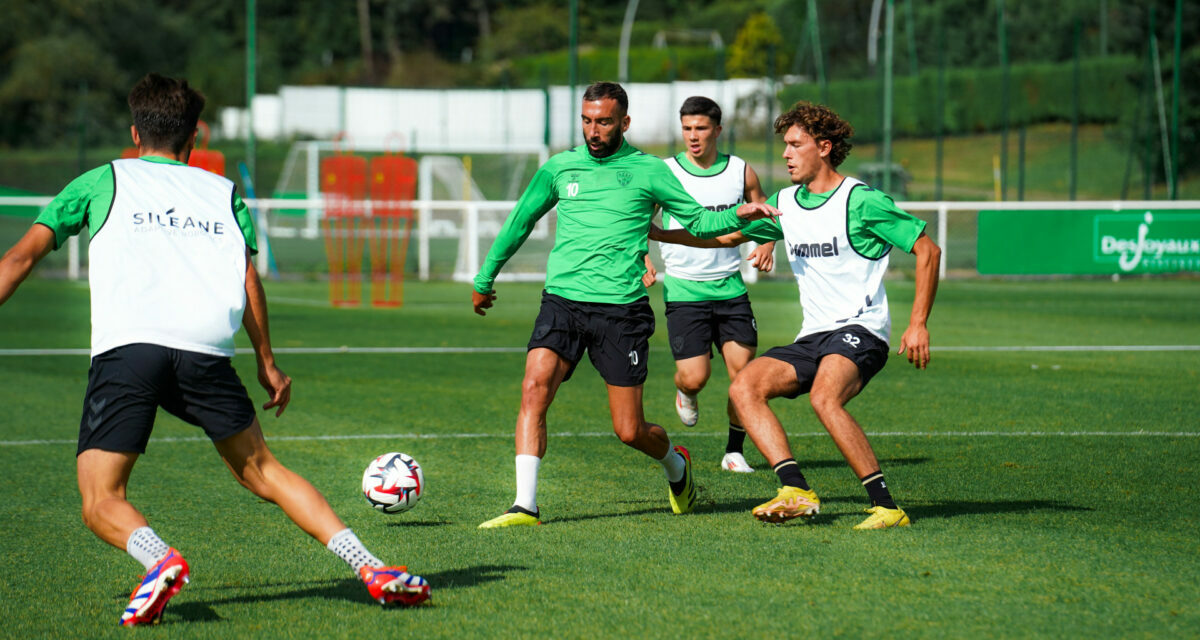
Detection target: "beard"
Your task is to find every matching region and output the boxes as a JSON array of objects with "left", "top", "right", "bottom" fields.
[{"left": 587, "top": 131, "right": 624, "bottom": 159}]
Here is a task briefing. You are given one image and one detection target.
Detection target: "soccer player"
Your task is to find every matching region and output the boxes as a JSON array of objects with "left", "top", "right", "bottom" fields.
[
  {"left": 0, "top": 74, "right": 429, "bottom": 625},
  {"left": 471, "top": 82, "right": 779, "bottom": 528},
  {"left": 643, "top": 95, "right": 776, "bottom": 474},
  {"left": 651, "top": 101, "right": 940, "bottom": 529}
]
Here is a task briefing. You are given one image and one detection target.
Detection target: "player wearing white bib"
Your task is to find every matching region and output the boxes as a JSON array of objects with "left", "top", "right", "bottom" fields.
[
  {"left": 652, "top": 102, "right": 941, "bottom": 530},
  {"left": 0, "top": 74, "right": 428, "bottom": 624},
  {"left": 643, "top": 96, "right": 775, "bottom": 474}
]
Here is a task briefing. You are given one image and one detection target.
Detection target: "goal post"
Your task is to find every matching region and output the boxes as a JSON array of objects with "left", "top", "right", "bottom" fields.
[{"left": 271, "top": 138, "right": 550, "bottom": 284}]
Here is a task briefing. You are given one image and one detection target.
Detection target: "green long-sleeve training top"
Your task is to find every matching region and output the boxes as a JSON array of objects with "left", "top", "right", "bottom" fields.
[{"left": 473, "top": 140, "right": 744, "bottom": 304}]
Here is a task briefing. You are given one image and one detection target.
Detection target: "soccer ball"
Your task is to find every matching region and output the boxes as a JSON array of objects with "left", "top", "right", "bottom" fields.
[{"left": 362, "top": 452, "right": 424, "bottom": 514}]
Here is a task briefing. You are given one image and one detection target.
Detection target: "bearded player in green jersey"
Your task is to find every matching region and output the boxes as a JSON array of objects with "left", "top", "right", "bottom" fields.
[{"left": 472, "top": 82, "right": 779, "bottom": 527}]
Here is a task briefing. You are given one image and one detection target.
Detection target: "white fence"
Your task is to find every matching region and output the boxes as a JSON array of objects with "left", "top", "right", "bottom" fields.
[
  {"left": 3, "top": 197, "right": 1198, "bottom": 282},
  {"left": 218, "top": 79, "right": 772, "bottom": 149}
]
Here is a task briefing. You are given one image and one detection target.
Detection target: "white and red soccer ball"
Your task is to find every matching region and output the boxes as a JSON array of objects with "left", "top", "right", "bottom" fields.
[{"left": 362, "top": 452, "right": 423, "bottom": 514}]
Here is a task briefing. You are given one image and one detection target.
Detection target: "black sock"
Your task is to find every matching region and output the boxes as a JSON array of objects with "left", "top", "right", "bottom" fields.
[
  {"left": 860, "top": 471, "right": 897, "bottom": 509},
  {"left": 772, "top": 459, "right": 810, "bottom": 490},
  {"left": 506, "top": 504, "right": 539, "bottom": 517},
  {"left": 669, "top": 476, "right": 687, "bottom": 495},
  {"left": 725, "top": 423, "right": 747, "bottom": 454}
]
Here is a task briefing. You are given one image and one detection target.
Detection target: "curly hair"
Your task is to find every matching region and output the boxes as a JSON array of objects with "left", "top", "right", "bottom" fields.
[{"left": 773, "top": 101, "right": 854, "bottom": 168}]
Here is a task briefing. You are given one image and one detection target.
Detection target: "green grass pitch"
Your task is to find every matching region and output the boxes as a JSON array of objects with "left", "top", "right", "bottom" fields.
[{"left": 0, "top": 277, "right": 1197, "bottom": 638}]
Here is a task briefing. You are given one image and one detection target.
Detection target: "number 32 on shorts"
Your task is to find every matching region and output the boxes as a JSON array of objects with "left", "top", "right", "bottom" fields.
[{"left": 842, "top": 333, "right": 860, "bottom": 348}]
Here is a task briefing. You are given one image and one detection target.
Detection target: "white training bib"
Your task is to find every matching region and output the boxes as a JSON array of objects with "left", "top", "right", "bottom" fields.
[
  {"left": 88, "top": 159, "right": 249, "bottom": 357},
  {"left": 660, "top": 154, "right": 746, "bottom": 281},
  {"left": 776, "top": 177, "right": 893, "bottom": 343}
]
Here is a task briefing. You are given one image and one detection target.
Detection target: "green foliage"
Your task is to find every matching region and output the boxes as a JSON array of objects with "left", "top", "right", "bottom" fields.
[
  {"left": 725, "top": 11, "right": 788, "bottom": 78},
  {"left": 489, "top": 3, "right": 570, "bottom": 59},
  {"left": 779, "top": 56, "right": 1140, "bottom": 142},
  {"left": 506, "top": 46, "right": 723, "bottom": 87}
]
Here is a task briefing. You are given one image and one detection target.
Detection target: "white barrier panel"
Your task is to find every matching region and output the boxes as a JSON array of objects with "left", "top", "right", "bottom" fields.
[
  {"left": 221, "top": 79, "right": 772, "bottom": 147},
  {"left": 6, "top": 197, "right": 1196, "bottom": 283}
]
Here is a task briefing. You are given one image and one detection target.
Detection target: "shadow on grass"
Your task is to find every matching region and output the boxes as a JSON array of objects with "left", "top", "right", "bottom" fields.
[
  {"left": 908, "top": 499, "right": 1092, "bottom": 520},
  {"left": 385, "top": 519, "right": 453, "bottom": 528},
  {"left": 165, "top": 564, "right": 526, "bottom": 622},
  {"left": 787, "top": 456, "right": 932, "bottom": 471},
  {"left": 704, "top": 496, "right": 1092, "bottom": 524}
]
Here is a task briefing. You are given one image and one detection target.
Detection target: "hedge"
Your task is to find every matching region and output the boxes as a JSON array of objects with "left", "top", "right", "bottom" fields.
[{"left": 777, "top": 56, "right": 1139, "bottom": 141}]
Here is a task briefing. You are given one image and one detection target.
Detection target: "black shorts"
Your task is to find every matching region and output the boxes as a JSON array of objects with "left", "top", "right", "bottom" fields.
[
  {"left": 527, "top": 291, "right": 654, "bottom": 387},
  {"left": 77, "top": 343, "right": 257, "bottom": 455},
  {"left": 761, "top": 325, "right": 889, "bottom": 399},
  {"left": 665, "top": 293, "right": 758, "bottom": 360}
]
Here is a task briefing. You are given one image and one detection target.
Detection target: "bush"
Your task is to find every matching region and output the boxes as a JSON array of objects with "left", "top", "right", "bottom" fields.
[
  {"left": 506, "top": 46, "right": 724, "bottom": 86},
  {"left": 778, "top": 56, "right": 1139, "bottom": 141}
]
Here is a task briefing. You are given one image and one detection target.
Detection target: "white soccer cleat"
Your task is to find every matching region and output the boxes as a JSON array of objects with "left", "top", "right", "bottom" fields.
[
  {"left": 721, "top": 452, "right": 755, "bottom": 473},
  {"left": 675, "top": 389, "right": 699, "bottom": 427}
]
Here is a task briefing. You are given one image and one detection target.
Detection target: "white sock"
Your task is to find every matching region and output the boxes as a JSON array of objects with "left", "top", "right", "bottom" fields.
[
  {"left": 326, "top": 528, "right": 384, "bottom": 574},
  {"left": 126, "top": 526, "right": 170, "bottom": 571},
  {"left": 514, "top": 454, "right": 541, "bottom": 513},
  {"left": 658, "top": 443, "right": 685, "bottom": 483}
]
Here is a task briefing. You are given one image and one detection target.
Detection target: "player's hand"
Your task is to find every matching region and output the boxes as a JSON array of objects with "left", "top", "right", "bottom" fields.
[
  {"left": 258, "top": 363, "right": 292, "bottom": 417},
  {"left": 735, "top": 202, "right": 780, "bottom": 221},
  {"left": 897, "top": 324, "right": 931, "bottom": 370},
  {"left": 748, "top": 243, "right": 775, "bottom": 272},
  {"left": 473, "top": 289, "right": 497, "bottom": 316},
  {"left": 642, "top": 259, "right": 658, "bottom": 288}
]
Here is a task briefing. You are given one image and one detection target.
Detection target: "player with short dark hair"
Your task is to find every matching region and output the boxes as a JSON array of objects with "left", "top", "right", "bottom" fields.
[
  {"left": 0, "top": 73, "right": 429, "bottom": 625},
  {"left": 472, "top": 81, "right": 779, "bottom": 528},
  {"left": 652, "top": 101, "right": 940, "bottom": 529},
  {"left": 643, "top": 95, "right": 775, "bottom": 474}
]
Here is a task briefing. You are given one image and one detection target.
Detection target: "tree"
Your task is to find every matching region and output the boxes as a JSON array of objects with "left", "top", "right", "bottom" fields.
[{"left": 726, "top": 11, "right": 788, "bottom": 78}]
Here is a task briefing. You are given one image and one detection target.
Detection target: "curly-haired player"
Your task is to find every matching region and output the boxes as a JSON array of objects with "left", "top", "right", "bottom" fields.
[{"left": 652, "top": 101, "right": 941, "bottom": 529}]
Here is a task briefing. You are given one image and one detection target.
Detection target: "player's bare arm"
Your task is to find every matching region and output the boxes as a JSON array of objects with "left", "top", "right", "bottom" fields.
[
  {"left": 896, "top": 232, "right": 941, "bottom": 370},
  {"left": 742, "top": 163, "right": 776, "bottom": 271},
  {"left": 473, "top": 289, "right": 497, "bottom": 316},
  {"left": 242, "top": 250, "right": 292, "bottom": 416},
  {"left": 641, "top": 254, "right": 658, "bottom": 287},
  {"left": 0, "top": 224, "right": 54, "bottom": 306},
  {"left": 651, "top": 221, "right": 749, "bottom": 250}
]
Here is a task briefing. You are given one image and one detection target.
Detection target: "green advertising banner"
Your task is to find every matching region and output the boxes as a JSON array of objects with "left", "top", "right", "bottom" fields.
[{"left": 978, "top": 209, "right": 1200, "bottom": 275}]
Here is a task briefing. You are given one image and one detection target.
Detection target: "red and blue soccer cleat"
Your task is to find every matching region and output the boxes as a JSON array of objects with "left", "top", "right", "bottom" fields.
[
  {"left": 118, "top": 548, "right": 190, "bottom": 626},
  {"left": 359, "top": 565, "right": 431, "bottom": 606}
]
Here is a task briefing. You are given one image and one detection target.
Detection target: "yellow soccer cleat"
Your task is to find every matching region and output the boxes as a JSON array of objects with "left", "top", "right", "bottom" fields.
[
  {"left": 853, "top": 505, "right": 911, "bottom": 530},
  {"left": 752, "top": 486, "right": 820, "bottom": 523},
  {"left": 478, "top": 508, "right": 542, "bottom": 529},
  {"left": 668, "top": 446, "right": 697, "bottom": 514}
]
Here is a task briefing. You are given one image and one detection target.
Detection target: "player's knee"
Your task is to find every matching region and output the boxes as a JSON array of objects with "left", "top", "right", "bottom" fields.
[
  {"left": 79, "top": 503, "right": 99, "bottom": 532},
  {"left": 520, "top": 375, "right": 555, "bottom": 403},
  {"left": 809, "top": 391, "right": 841, "bottom": 418},
  {"left": 612, "top": 421, "right": 643, "bottom": 446},
  {"left": 676, "top": 371, "right": 707, "bottom": 394},
  {"left": 231, "top": 456, "right": 284, "bottom": 502},
  {"left": 79, "top": 495, "right": 116, "bottom": 533},
  {"left": 728, "top": 376, "right": 760, "bottom": 409}
]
